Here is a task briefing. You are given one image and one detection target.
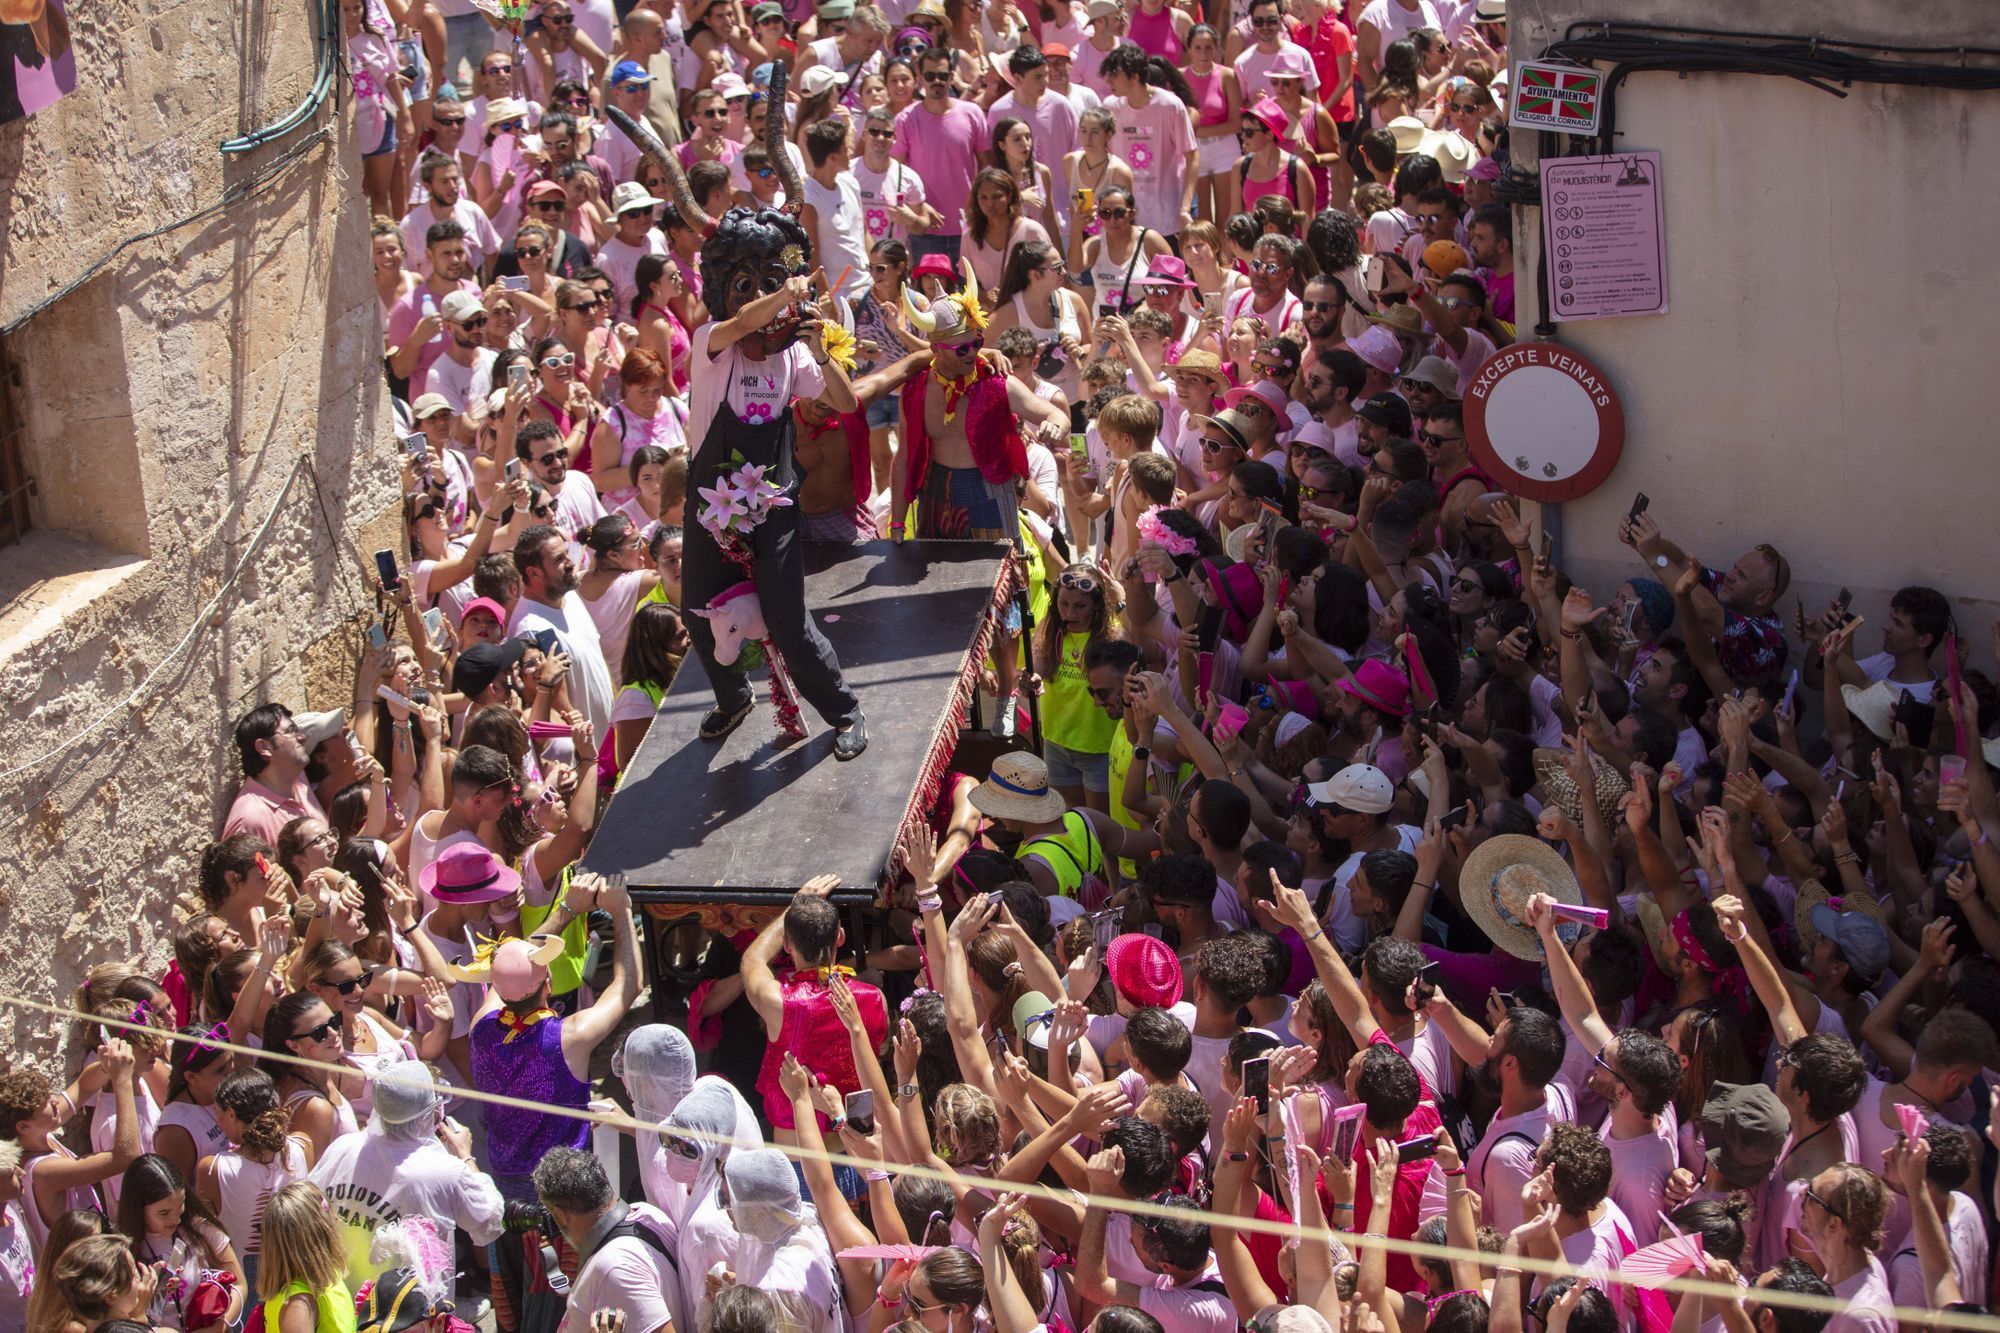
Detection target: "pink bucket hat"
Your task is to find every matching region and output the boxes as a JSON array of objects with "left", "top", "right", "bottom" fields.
[{"left": 1347, "top": 325, "right": 1403, "bottom": 374}]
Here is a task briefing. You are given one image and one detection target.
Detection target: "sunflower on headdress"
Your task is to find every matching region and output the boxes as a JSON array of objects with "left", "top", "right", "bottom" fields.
[
  {"left": 955, "top": 276, "right": 989, "bottom": 333},
  {"left": 820, "top": 320, "right": 858, "bottom": 374}
]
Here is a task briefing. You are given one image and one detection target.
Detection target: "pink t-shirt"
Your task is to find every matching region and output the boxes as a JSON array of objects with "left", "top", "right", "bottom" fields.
[
  {"left": 1432, "top": 327, "right": 1497, "bottom": 394},
  {"left": 1233, "top": 41, "right": 1320, "bottom": 101},
  {"left": 386, "top": 281, "right": 479, "bottom": 389},
  {"left": 989, "top": 87, "right": 1081, "bottom": 202},
  {"left": 1600, "top": 1106, "right": 1679, "bottom": 1247},
  {"left": 1825, "top": 1256, "right": 1896, "bottom": 1333},
  {"left": 222, "top": 776, "right": 327, "bottom": 845},
  {"left": 1104, "top": 89, "right": 1194, "bottom": 235},
  {"left": 686, "top": 322, "right": 827, "bottom": 449},
  {"left": 852, "top": 158, "right": 928, "bottom": 245},
  {"left": 893, "top": 99, "right": 989, "bottom": 234}
]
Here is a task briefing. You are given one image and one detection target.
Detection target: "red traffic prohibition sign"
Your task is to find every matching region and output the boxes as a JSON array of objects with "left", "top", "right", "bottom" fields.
[{"left": 1464, "top": 341, "right": 1625, "bottom": 503}]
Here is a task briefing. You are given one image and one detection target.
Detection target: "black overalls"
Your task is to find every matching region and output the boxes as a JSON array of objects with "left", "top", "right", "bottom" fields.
[{"left": 681, "top": 394, "right": 861, "bottom": 729}]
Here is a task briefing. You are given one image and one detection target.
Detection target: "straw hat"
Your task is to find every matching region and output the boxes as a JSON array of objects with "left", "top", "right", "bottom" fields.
[
  {"left": 1370, "top": 303, "right": 1427, "bottom": 341},
  {"left": 969, "top": 753, "right": 1068, "bottom": 824},
  {"left": 1460, "top": 834, "right": 1582, "bottom": 960},
  {"left": 1793, "top": 877, "right": 1889, "bottom": 955},
  {"left": 1533, "top": 747, "right": 1631, "bottom": 827}
]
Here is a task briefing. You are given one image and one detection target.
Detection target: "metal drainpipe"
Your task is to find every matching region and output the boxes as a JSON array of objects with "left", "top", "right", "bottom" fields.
[{"left": 221, "top": 0, "right": 341, "bottom": 154}]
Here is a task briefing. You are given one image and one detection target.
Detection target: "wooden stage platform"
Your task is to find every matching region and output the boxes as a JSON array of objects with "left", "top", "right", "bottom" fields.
[{"left": 580, "top": 539, "right": 1013, "bottom": 915}]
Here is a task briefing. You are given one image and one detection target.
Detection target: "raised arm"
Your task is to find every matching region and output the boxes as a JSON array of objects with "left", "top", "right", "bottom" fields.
[
  {"left": 1270, "top": 880, "right": 1380, "bottom": 1043},
  {"left": 1525, "top": 893, "right": 1614, "bottom": 1056},
  {"left": 1710, "top": 893, "right": 1807, "bottom": 1048}
]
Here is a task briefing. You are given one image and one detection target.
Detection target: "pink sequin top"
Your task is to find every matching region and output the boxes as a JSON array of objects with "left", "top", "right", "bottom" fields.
[{"left": 755, "top": 973, "right": 889, "bottom": 1129}]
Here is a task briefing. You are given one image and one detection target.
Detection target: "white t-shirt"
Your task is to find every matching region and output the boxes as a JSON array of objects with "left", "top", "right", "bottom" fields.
[
  {"left": 597, "top": 228, "right": 669, "bottom": 318},
  {"left": 311, "top": 1130, "right": 506, "bottom": 1306},
  {"left": 1889, "top": 1190, "right": 1989, "bottom": 1311},
  {"left": 803, "top": 173, "right": 874, "bottom": 304},
  {"left": 1856, "top": 651, "right": 1936, "bottom": 700},
  {"left": 1356, "top": 0, "right": 1442, "bottom": 67},
  {"left": 401, "top": 197, "right": 505, "bottom": 274},
  {"left": 1138, "top": 1262, "right": 1238, "bottom": 1333},
  {"left": 552, "top": 469, "right": 609, "bottom": 558},
  {"left": 582, "top": 570, "right": 650, "bottom": 687},
  {"left": 687, "top": 321, "right": 827, "bottom": 450},
  {"left": 423, "top": 346, "right": 497, "bottom": 413},
  {"left": 0, "top": 1204, "right": 29, "bottom": 1333},
  {"left": 1183, "top": 1031, "right": 1236, "bottom": 1153},
  {"left": 1326, "top": 825, "right": 1422, "bottom": 951},
  {"left": 852, "top": 158, "right": 928, "bottom": 245},
  {"left": 560, "top": 1203, "right": 686, "bottom": 1333},
  {"left": 1825, "top": 1255, "right": 1896, "bottom": 1333},
  {"left": 511, "top": 590, "right": 617, "bottom": 739}
]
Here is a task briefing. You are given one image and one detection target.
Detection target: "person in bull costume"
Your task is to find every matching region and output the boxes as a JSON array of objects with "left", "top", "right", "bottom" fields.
[{"left": 608, "top": 74, "right": 870, "bottom": 759}]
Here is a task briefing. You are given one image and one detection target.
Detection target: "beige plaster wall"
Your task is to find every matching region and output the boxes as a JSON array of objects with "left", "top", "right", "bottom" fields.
[
  {"left": 1508, "top": 0, "right": 2000, "bottom": 668},
  {"left": 0, "top": 0, "right": 398, "bottom": 1067}
]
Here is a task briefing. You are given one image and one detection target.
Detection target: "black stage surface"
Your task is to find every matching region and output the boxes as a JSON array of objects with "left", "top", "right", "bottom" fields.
[{"left": 581, "top": 539, "right": 1011, "bottom": 907}]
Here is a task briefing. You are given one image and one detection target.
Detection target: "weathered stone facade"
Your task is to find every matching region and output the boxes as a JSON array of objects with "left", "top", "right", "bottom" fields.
[{"left": 0, "top": 0, "right": 395, "bottom": 1069}]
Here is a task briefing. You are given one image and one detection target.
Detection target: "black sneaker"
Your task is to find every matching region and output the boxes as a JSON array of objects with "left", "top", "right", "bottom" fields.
[
  {"left": 834, "top": 715, "right": 868, "bottom": 761},
  {"left": 699, "top": 698, "right": 755, "bottom": 741}
]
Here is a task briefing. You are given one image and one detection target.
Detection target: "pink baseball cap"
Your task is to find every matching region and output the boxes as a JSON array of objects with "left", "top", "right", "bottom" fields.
[
  {"left": 1106, "top": 934, "right": 1183, "bottom": 1008},
  {"left": 1223, "top": 380, "right": 1288, "bottom": 417},
  {"left": 461, "top": 597, "right": 509, "bottom": 628}
]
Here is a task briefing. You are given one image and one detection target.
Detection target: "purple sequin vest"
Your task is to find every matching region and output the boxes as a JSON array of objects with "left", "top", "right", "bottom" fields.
[{"left": 470, "top": 1009, "right": 591, "bottom": 1176}]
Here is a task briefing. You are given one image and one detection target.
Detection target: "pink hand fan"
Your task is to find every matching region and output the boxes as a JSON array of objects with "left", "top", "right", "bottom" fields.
[
  {"left": 1622, "top": 1232, "right": 1706, "bottom": 1289},
  {"left": 1896, "top": 1102, "right": 1929, "bottom": 1142},
  {"left": 838, "top": 1244, "right": 944, "bottom": 1263}
]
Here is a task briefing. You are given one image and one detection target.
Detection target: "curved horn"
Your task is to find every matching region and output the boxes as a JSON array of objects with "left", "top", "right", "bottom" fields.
[
  {"left": 902, "top": 286, "right": 938, "bottom": 335},
  {"left": 766, "top": 62, "right": 809, "bottom": 217},
  {"left": 605, "top": 104, "right": 715, "bottom": 237}
]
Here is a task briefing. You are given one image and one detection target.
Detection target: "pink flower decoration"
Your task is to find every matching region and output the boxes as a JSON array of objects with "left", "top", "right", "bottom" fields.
[
  {"left": 1136, "top": 505, "right": 1198, "bottom": 558},
  {"left": 743, "top": 402, "right": 774, "bottom": 423}
]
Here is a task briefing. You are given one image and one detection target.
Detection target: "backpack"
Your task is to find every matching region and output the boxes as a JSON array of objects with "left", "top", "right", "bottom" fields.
[{"left": 1023, "top": 811, "right": 1110, "bottom": 909}]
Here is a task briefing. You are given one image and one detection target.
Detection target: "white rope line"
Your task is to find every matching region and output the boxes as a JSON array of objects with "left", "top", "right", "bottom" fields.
[{"left": 11, "top": 993, "right": 2000, "bottom": 1329}]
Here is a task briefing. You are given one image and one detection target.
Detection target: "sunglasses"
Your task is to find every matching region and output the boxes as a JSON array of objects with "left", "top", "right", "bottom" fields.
[
  {"left": 322, "top": 969, "right": 378, "bottom": 997},
  {"left": 1302, "top": 299, "right": 1339, "bottom": 312},
  {"left": 558, "top": 97, "right": 590, "bottom": 109},
  {"left": 936, "top": 338, "right": 981, "bottom": 356},
  {"left": 1248, "top": 259, "right": 1284, "bottom": 275},
  {"left": 1087, "top": 683, "right": 1123, "bottom": 701},
  {"left": 544, "top": 11, "right": 573, "bottom": 22},
  {"left": 923, "top": 70, "right": 953, "bottom": 82},
  {"left": 1802, "top": 1186, "right": 1844, "bottom": 1221},
  {"left": 1251, "top": 13, "right": 1281, "bottom": 24},
  {"left": 1200, "top": 436, "right": 1237, "bottom": 453},
  {"left": 494, "top": 120, "right": 526, "bottom": 133},
  {"left": 434, "top": 115, "right": 466, "bottom": 127},
  {"left": 411, "top": 501, "right": 440, "bottom": 521},
  {"left": 458, "top": 315, "right": 489, "bottom": 331},
  {"left": 532, "top": 200, "right": 567, "bottom": 211},
  {"left": 1057, "top": 570, "right": 1100, "bottom": 592},
  {"left": 518, "top": 245, "right": 545, "bottom": 258},
  {"left": 1439, "top": 296, "right": 1473, "bottom": 311},
  {"left": 535, "top": 449, "right": 571, "bottom": 466},
  {"left": 871, "top": 262, "right": 896, "bottom": 274},
  {"left": 292, "top": 1017, "right": 341, "bottom": 1044},
  {"left": 560, "top": 300, "right": 600, "bottom": 313},
  {"left": 752, "top": 166, "right": 775, "bottom": 178},
  {"left": 1142, "top": 283, "right": 1179, "bottom": 297},
  {"left": 665, "top": 1134, "right": 702, "bottom": 1160},
  {"left": 1099, "top": 207, "right": 1131, "bottom": 220},
  {"left": 543, "top": 353, "right": 578, "bottom": 367},
  {"left": 1238, "top": 123, "right": 1267, "bottom": 136},
  {"left": 1419, "top": 429, "right": 1461, "bottom": 446},
  {"left": 484, "top": 63, "right": 514, "bottom": 74},
  {"left": 1449, "top": 101, "right": 1481, "bottom": 114},
  {"left": 700, "top": 107, "right": 728, "bottom": 119},
  {"left": 866, "top": 127, "right": 895, "bottom": 139}
]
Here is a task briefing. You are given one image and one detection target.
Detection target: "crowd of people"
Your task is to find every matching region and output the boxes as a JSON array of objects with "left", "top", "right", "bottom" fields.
[{"left": 5, "top": 0, "right": 2000, "bottom": 1332}]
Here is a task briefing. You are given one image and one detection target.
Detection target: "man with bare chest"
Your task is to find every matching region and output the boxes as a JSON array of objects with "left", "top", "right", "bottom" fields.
[
  {"left": 890, "top": 296, "right": 1070, "bottom": 543},
  {"left": 796, "top": 355, "right": 936, "bottom": 542}
]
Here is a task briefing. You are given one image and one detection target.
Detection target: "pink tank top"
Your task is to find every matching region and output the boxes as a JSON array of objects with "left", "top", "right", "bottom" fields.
[
  {"left": 754, "top": 975, "right": 889, "bottom": 1129},
  {"left": 1126, "top": 4, "right": 1183, "bottom": 63},
  {"left": 1186, "top": 66, "right": 1228, "bottom": 128},
  {"left": 1240, "top": 152, "right": 1300, "bottom": 209}
]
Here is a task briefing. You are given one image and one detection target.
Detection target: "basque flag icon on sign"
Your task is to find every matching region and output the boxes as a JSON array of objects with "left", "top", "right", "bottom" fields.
[{"left": 1509, "top": 61, "right": 1603, "bottom": 134}]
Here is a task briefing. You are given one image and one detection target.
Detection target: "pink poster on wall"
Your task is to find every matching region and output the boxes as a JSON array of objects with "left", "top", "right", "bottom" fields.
[
  {"left": 0, "top": 0, "right": 76, "bottom": 126},
  {"left": 1541, "top": 151, "right": 1669, "bottom": 321}
]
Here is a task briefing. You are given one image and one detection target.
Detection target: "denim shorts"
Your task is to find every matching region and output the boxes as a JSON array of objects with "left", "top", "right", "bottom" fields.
[
  {"left": 1043, "top": 739, "right": 1111, "bottom": 792},
  {"left": 364, "top": 113, "right": 398, "bottom": 159},
  {"left": 865, "top": 395, "right": 900, "bottom": 429}
]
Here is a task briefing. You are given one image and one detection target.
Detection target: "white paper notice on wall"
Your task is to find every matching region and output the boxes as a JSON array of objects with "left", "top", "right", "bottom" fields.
[{"left": 1541, "top": 152, "right": 1669, "bottom": 321}]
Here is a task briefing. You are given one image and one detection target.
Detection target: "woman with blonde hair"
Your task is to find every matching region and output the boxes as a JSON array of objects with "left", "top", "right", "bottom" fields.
[{"left": 256, "top": 1182, "right": 354, "bottom": 1332}]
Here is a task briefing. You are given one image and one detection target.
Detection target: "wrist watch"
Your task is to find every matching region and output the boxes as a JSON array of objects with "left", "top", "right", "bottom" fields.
[
  {"left": 1131, "top": 744, "right": 1151, "bottom": 763},
  {"left": 898, "top": 1083, "right": 919, "bottom": 1099}
]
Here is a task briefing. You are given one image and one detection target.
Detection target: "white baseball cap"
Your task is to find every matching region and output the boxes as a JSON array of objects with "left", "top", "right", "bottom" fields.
[{"left": 1305, "top": 763, "right": 1394, "bottom": 815}]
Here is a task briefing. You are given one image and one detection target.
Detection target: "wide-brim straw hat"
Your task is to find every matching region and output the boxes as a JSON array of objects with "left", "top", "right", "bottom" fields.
[
  {"left": 1793, "top": 876, "right": 1888, "bottom": 954},
  {"left": 1533, "top": 747, "right": 1631, "bottom": 828},
  {"left": 1460, "top": 834, "right": 1583, "bottom": 960},
  {"left": 969, "top": 752, "right": 1068, "bottom": 824}
]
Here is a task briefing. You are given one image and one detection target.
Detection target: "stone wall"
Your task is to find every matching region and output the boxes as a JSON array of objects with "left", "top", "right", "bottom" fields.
[
  {"left": 1508, "top": 0, "right": 1999, "bottom": 661},
  {"left": 0, "top": 0, "right": 395, "bottom": 1068}
]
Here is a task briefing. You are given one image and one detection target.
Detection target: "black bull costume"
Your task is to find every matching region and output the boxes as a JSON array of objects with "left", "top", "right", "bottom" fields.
[{"left": 606, "top": 77, "right": 863, "bottom": 751}]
